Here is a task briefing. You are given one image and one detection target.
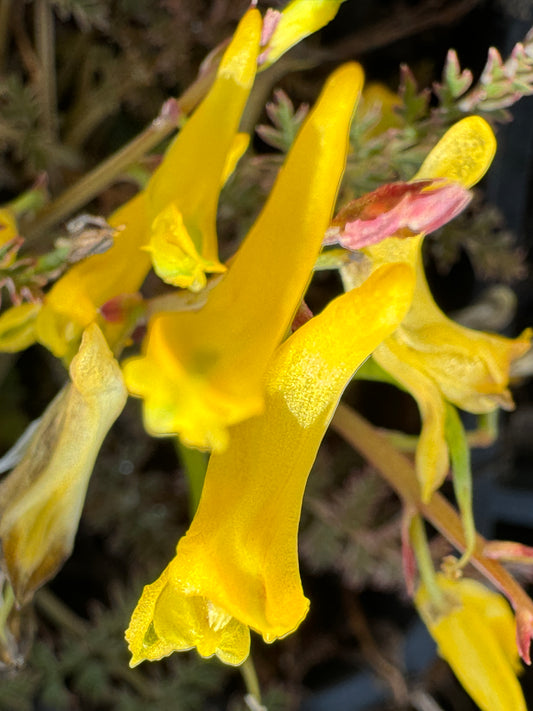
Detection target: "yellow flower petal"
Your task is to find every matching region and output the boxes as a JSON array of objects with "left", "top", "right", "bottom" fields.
[
  {"left": 260, "top": 0, "right": 344, "bottom": 68},
  {"left": 416, "top": 575, "right": 526, "bottom": 711},
  {"left": 124, "top": 62, "right": 365, "bottom": 451},
  {"left": 147, "top": 9, "right": 261, "bottom": 275},
  {"left": 397, "top": 252, "right": 531, "bottom": 412},
  {"left": 126, "top": 563, "right": 251, "bottom": 667},
  {"left": 145, "top": 203, "right": 226, "bottom": 292},
  {"left": 0, "top": 324, "right": 126, "bottom": 604},
  {"left": 126, "top": 263, "right": 414, "bottom": 665},
  {"left": 415, "top": 115, "right": 496, "bottom": 187},
  {"left": 373, "top": 338, "right": 449, "bottom": 502}
]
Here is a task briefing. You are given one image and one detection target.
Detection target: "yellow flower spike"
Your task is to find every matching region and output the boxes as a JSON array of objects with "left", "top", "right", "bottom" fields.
[
  {"left": 260, "top": 0, "right": 345, "bottom": 68},
  {"left": 0, "top": 323, "right": 127, "bottom": 604},
  {"left": 146, "top": 9, "right": 261, "bottom": 281},
  {"left": 416, "top": 574, "right": 526, "bottom": 711},
  {"left": 124, "top": 62, "right": 365, "bottom": 451},
  {"left": 126, "top": 262, "right": 415, "bottom": 666}
]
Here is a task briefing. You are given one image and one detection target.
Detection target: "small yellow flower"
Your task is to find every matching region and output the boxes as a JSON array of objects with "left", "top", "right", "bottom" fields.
[
  {"left": 351, "top": 117, "right": 531, "bottom": 500},
  {"left": 123, "top": 62, "right": 365, "bottom": 452},
  {"left": 126, "top": 262, "right": 415, "bottom": 666},
  {"left": 416, "top": 574, "right": 526, "bottom": 711},
  {"left": 0, "top": 324, "right": 127, "bottom": 604}
]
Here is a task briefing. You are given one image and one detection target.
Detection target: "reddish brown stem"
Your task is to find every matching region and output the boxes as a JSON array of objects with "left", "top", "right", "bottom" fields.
[{"left": 331, "top": 403, "right": 533, "bottom": 630}]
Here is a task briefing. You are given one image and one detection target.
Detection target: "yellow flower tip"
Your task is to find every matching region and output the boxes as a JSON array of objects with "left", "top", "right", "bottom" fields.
[
  {"left": 415, "top": 115, "right": 497, "bottom": 188},
  {"left": 416, "top": 574, "right": 526, "bottom": 711},
  {"left": 221, "top": 132, "right": 250, "bottom": 184},
  {"left": 0, "top": 302, "right": 40, "bottom": 352},
  {"left": 126, "top": 565, "right": 251, "bottom": 667},
  {"left": 146, "top": 204, "right": 226, "bottom": 292},
  {"left": 259, "top": 0, "right": 345, "bottom": 68},
  {"left": 218, "top": 8, "right": 261, "bottom": 87}
]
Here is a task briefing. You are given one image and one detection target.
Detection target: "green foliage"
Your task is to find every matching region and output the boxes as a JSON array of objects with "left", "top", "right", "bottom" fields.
[
  {"left": 256, "top": 90, "right": 309, "bottom": 152},
  {"left": 426, "top": 195, "right": 527, "bottom": 283}
]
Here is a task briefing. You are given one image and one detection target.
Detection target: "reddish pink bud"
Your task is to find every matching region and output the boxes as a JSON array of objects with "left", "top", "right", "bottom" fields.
[{"left": 325, "top": 179, "right": 471, "bottom": 250}]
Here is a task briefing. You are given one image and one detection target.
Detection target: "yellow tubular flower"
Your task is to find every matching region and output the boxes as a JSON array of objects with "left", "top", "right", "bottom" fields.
[
  {"left": 123, "top": 63, "right": 365, "bottom": 452},
  {"left": 360, "top": 116, "right": 531, "bottom": 500},
  {"left": 27, "top": 9, "right": 261, "bottom": 361},
  {"left": 416, "top": 574, "right": 526, "bottom": 711},
  {"left": 126, "top": 262, "right": 415, "bottom": 667},
  {"left": 0, "top": 324, "right": 127, "bottom": 605},
  {"left": 144, "top": 9, "right": 260, "bottom": 289}
]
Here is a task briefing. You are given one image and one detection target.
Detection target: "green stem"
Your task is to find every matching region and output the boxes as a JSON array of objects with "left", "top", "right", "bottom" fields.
[
  {"left": 7, "top": 182, "right": 48, "bottom": 218},
  {"left": 445, "top": 403, "right": 475, "bottom": 567},
  {"left": 0, "top": 0, "right": 12, "bottom": 73},
  {"left": 34, "top": 0, "right": 58, "bottom": 140},
  {"left": 175, "top": 440, "right": 209, "bottom": 518},
  {"left": 0, "top": 581, "right": 14, "bottom": 644},
  {"left": 410, "top": 515, "right": 444, "bottom": 605},
  {"left": 240, "top": 655, "right": 262, "bottom": 706}
]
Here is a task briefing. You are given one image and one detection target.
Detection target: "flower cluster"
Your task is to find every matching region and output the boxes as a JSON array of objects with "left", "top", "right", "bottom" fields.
[{"left": 0, "top": 3, "right": 530, "bottom": 709}]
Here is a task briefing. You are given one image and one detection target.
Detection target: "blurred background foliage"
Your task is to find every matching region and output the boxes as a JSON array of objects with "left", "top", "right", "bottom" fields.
[{"left": 1, "top": 0, "right": 533, "bottom": 709}]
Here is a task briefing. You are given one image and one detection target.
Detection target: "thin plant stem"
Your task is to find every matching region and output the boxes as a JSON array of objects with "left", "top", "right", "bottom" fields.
[
  {"left": 331, "top": 403, "right": 533, "bottom": 622},
  {"left": 0, "top": 0, "right": 12, "bottom": 72},
  {"left": 0, "top": 581, "right": 14, "bottom": 644},
  {"left": 240, "top": 655, "right": 262, "bottom": 706},
  {"left": 175, "top": 440, "right": 209, "bottom": 519},
  {"left": 410, "top": 515, "right": 444, "bottom": 605},
  {"left": 34, "top": 0, "right": 58, "bottom": 140}
]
